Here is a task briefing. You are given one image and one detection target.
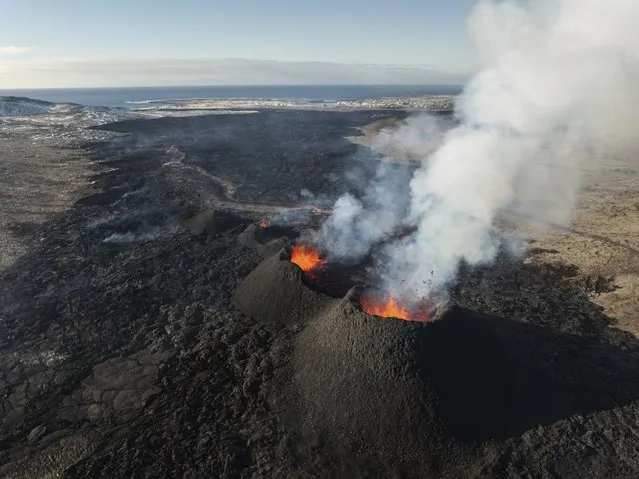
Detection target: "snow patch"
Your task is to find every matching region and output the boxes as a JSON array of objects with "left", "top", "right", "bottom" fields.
[{"left": 0, "top": 96, "right": 57, "bottom": 117}]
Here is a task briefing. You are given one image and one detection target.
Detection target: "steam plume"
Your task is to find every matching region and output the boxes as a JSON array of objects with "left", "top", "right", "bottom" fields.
[
  {"left": 317, "top": 161, "right": 412, "bottom": 261},
  {"left": 323, "top": 0, "right": 639, "bottom": 298}
]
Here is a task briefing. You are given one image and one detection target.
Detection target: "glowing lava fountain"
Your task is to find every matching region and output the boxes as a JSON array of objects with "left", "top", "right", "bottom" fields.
[
  {"left": 360, "top": 291, "right": 432, "bottom": 322},
  {"left": 290, "top": 244, "right": 327, "bottom": 272}
]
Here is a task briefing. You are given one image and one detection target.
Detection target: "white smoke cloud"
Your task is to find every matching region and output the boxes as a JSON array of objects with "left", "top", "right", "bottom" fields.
[
  {"left": 313, "top": 115, "right": 448, "bottom": 263},
  {"left": 392, "top": 0, "right": 639, "bottom": 297},
  {"left": 321, "top": 0, "right": 639, "bottom": 299},
  {"left": 372, "top": 114, "right": 447, "bottom": 165},
  {"left": 317, "top": 161, "right": 412, "bottom": 262}
]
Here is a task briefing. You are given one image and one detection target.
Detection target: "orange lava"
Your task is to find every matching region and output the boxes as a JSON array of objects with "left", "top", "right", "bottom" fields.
[
  {"left": 290, "top": 244, "right": 327, "bottom": 272},
  {"left": 360, "top": 291, "right": 431, "bottom": 322},
  {"left": 259, "top": 220, "right": 269, "bottom": 228}
]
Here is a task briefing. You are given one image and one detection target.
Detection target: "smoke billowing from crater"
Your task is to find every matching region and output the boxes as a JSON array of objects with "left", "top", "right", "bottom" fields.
[
  {"left": 319, "top": 0, "right": 639, "bottom": 298},
  {"left": 316, "top": 161, "right": 412, "bottom": 262}
]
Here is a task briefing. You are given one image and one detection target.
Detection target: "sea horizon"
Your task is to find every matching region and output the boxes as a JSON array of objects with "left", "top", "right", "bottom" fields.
[{"left": 0, "top": 84, "right": 463, "bottom": 109}]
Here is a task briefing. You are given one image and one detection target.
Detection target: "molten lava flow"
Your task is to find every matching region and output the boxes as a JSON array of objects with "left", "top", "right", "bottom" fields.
[
  {"left": 259, "top": 220, "right": 269, "bottom": 228},
  {"left": 290, "top": 244, "right": 327, "bottom": 272},
  {"left": 360, "top": 291, "right": 431, "bottom": 322}
]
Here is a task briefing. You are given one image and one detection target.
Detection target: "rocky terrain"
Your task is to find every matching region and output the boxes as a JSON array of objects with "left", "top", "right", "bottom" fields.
[{"left": 1, "top": 109, "right": 638, "bottom": 478}]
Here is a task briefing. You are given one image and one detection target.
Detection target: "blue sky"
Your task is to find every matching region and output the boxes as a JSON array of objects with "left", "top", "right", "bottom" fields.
[{"left": 0, "top": 0, "right": 479, "bottom": 88}]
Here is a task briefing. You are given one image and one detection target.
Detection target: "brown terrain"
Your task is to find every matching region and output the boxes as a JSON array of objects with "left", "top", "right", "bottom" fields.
[{"left": 528, "top": 165, "right": 639, "bottom": 335}]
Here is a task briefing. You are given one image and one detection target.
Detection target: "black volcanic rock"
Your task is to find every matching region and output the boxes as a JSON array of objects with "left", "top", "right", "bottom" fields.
[
  {"left": 233, "top": 249, "right": 639, "bottom": 475},
  {"left": 183, "top": 209, "right": 247, "bottom": 236},
  {"left": 293, "top": 298, "right": 514, "bottom": 459},
  {"left": 237, "top": 223, "right": 296, "bottom": 258},
  {"left": 233, "top": 248, "right": 331, "bottom": 325},
  {"left": 4, "top": 109, "right": 639, "bottom": 478}
]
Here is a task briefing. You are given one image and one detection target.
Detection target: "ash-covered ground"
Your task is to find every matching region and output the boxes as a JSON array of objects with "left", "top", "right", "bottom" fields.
[{"left": 2, "top": 109, "right": 639, "bottom": 478}]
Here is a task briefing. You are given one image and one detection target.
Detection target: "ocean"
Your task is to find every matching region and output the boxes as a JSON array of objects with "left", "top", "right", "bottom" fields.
[{"left": 0, "top": 84, "right": 462, "bottom": 109}]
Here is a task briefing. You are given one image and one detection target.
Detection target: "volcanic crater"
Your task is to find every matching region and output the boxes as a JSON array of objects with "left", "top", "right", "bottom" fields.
[
  {"left": 233, "top": 218, "right": 639, "bottom": 476},
  {"left": 235, "top": 223, "right": 506, "bottom": 443}
]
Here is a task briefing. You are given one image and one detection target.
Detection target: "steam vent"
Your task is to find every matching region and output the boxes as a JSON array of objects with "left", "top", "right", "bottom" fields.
[{"left": 234, "top": 223, "right": 518, "bottom": 463}]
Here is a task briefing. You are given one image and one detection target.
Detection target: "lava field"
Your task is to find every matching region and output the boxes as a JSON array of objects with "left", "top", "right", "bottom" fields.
[{"left": 2, "top": 110, "right": 639, "bottom": 478}]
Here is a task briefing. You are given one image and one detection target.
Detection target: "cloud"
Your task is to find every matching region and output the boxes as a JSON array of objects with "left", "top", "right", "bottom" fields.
[
  {"left": 0, "top": 56, "right": 468, "bottom": 88},
  {"left": 0, "top": 46, "right": 32, "bottom": 55}
]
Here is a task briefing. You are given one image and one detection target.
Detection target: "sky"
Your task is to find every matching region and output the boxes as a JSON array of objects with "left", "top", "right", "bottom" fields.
[{"left": 0, "top": 0, "right": 479, "bottom": 88}]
